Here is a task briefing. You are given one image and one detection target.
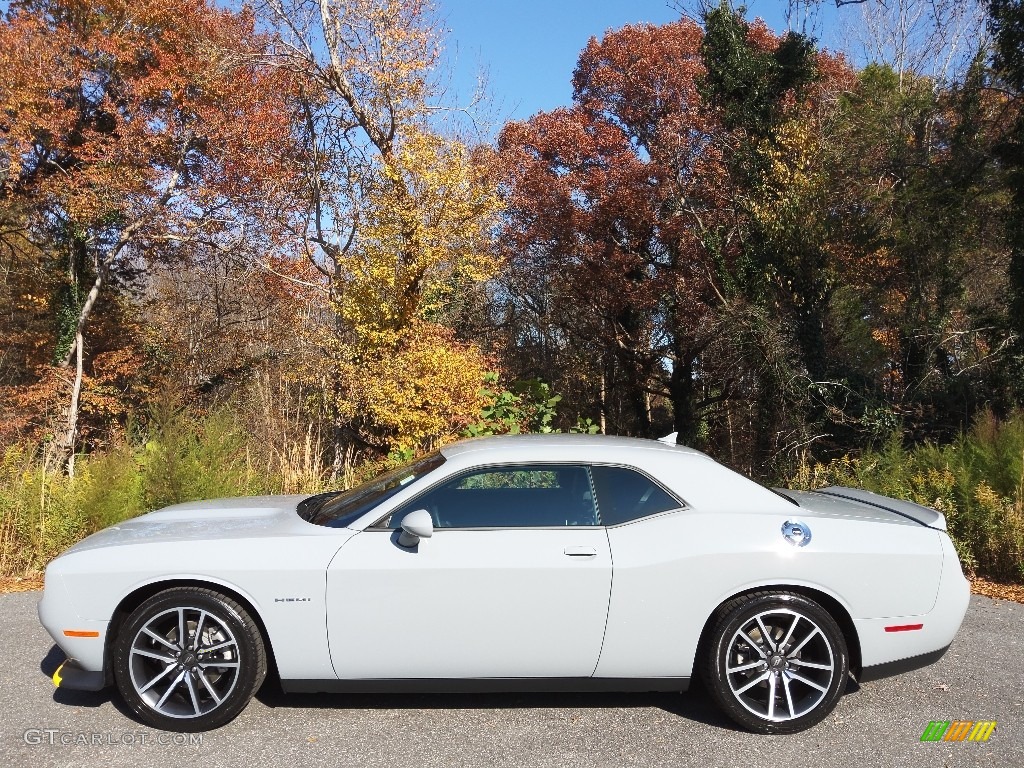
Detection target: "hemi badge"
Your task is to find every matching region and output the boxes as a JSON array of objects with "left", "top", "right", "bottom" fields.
[
  {"left": 884, "top": 624, "right": 924, "bottom": 633},
  {"left": 63, "top": 629, "right": 100, "bottom": 638}
]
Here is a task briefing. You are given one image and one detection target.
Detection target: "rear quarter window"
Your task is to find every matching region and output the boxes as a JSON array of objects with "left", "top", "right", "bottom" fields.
[{"left": 591, "top": 465, "right": 682, "bottom": 525}]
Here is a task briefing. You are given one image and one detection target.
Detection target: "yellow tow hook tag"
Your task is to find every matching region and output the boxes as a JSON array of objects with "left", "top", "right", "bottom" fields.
[{"left": 52, "top": 661, "right": 65, "bottom": 688}]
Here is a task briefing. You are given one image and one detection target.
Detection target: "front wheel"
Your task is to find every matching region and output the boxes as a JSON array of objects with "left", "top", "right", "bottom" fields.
[
  {"left": 701, "top": 591, "right": 849, "bottom": 734},
  {"left": 112, "top": 587, "right": 266, "bottom": 731}
]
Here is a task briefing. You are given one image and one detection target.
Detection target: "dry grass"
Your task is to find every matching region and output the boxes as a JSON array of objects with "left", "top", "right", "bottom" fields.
[{"left": 0, "top": 575, "right": 44, "bottom": 593}]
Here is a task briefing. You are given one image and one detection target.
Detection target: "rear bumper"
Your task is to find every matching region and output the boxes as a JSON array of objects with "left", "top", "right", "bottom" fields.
[
  {"left": 854, "top": 531, "right": 970, "bottom": 675},
  {"left": 859, "top": 644, "right": 951, "bottom": 683}
]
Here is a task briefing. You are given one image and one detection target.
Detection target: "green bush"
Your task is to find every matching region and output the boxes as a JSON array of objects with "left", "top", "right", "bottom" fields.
[
  {"left": 791, "top": 410, "right": 1024, "bottom": 582},
  {"left": 139, "top": 401, "right": 284, "bottom": 509},
  {"left": 0, "top": 404, "right": 292, "bottom": 578}
]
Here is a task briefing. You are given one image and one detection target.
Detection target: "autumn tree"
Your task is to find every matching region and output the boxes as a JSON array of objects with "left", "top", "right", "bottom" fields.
[
  {"left": 497, "top": 12, "right": 854, "bottom": 465},
  {"left": 0, "top": 0, "right": 299, "bottom": 471},
  {"left": 258, "top": 0, "right": 502, "bottom": 469},
  {"left": 698, "top": 3, "right": 855, "bottom": 462},
  {"left": 828, "top": 60, "right": 1014, "bottom": 428},
  {"left": 497, "top": 19, "right": 729, "bottom": 441}
]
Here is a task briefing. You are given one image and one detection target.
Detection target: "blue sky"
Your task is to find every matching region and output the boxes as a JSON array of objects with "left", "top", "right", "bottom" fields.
[
  {"left": 438, "top": 0, "right": 684, "bottom": 122},
  {"left": 437, "top": 0, "right": 840, "bottom": 126}
]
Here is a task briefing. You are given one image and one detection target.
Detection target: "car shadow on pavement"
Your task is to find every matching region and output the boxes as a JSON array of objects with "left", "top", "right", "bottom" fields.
[
  {"left": 39, "top": 643, "right": 738, "bottom": 730},
  {"left": 253, "top": 674, "right": 863, "bottom": 731},
  {"left": 254, "top": 682, "right": 743, "bottom": 732}
]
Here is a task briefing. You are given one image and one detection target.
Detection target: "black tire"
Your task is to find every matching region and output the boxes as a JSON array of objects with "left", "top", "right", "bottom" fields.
[
  {"left": 113, "top": 587, "right": 266, "bottom": 732},
  {"left": 701, "top": 591, "right": 849, "bottom": 734}
]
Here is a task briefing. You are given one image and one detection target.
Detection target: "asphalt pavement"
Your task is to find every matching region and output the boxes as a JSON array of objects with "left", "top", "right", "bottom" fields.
[{"left": 1, "top": 591, "right": 1020, "bottom": 768}]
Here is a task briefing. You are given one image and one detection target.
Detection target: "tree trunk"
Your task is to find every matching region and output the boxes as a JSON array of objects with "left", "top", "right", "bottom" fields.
[
  {"left": 670, "top": 356, "right": 700, "bottom": 446},
  {"left": 330, "top": 373, "right": 345, "bottom": 483},
  {"left": 45, "top": 331, "right": 84, "bottom": 476},
  {"left": 795, "top": 306, "right": 828, "bottom": 384},
  {"left": 753, "top": 370, "right": 784, "bottom": 479},
  {"left": 65, "top": 331, "right": 84, "bottom": 477},
  {"left": 623, "top": 356, "right": 653, "bottom": 438},
  {"left": 46, "top": 236, "right": 93, "bottom": 476}
]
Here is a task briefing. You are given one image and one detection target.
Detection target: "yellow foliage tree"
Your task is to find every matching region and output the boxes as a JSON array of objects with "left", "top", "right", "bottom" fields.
[
  {"left": 334, "top": 322, "right": 491, "bottom": 453},
  {"left": 261, "top": 0, "right": 502, "bottom": 469},
  {"left": 337, "top": 128, "right": 502, "bottom": 347}
]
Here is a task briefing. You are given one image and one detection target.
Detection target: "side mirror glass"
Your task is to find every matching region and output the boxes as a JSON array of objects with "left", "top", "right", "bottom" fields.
[{"left": 398, "top": 509, "right": 434, "bottom": 548}]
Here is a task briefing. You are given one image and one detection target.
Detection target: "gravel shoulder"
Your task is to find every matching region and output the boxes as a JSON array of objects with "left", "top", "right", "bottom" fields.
[{"left": 1, "top": 591, "right": 1021, "bottom": 768}]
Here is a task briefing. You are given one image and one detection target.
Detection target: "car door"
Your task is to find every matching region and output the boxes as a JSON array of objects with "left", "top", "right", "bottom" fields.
[{"left": 326, "top": 464, "right": 612, "bottom": 680}]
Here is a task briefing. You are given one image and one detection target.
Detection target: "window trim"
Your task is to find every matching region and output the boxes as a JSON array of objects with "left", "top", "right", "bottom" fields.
[{"left": 366, "top": 460, "right": 687, "bottom": 531}]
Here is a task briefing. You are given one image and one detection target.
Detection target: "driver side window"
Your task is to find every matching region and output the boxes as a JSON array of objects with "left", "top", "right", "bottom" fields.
[{"left": 387, "top": 464, "right": 598, "bottom": 529}]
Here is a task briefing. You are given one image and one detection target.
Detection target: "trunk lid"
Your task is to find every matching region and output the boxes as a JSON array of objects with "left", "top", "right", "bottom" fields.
[{"left": 779, "top": 486, "right": 946, "bottom": 531}]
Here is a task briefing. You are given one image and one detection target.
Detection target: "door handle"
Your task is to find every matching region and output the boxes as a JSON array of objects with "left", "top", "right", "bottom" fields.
[{"left": 563, "top": 546, "right": 597, "bottom": 558}]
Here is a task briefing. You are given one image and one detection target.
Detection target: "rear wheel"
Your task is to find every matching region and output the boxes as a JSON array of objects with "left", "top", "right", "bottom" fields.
[
  {"left": 113, "top": 587, "right": 266, "bottom": 732},
  {"left": 702, "top": 591, "right": 849, "bottom": 733}
]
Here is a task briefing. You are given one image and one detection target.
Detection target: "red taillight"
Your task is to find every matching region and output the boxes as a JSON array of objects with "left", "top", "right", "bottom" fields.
[{"left": 884, "top": 623, "right": 924, "bottom": 633}]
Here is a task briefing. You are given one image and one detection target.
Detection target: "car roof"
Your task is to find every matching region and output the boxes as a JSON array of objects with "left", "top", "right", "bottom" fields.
[{"left": 439, "top": 433, "right": 711, "bottom": 460}]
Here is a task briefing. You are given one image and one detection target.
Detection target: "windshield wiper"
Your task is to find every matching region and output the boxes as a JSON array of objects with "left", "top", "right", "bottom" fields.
[{"left": 297, "top": 491, "right": 342, "bottom": 522}]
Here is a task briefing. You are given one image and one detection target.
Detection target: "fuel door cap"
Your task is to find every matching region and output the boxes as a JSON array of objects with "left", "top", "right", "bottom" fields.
[{"left": 782, "top": 519, "right": 812, "bottom": 547}]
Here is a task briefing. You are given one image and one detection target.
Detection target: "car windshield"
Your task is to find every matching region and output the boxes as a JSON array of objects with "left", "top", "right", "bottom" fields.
[{"left": 299, "top": 453, "right": 446, "bottom": 528}]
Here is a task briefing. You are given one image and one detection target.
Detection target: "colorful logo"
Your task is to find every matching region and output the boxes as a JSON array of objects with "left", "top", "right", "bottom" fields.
[{"left": 920, "top": 721, "right": 996, "bottom": 742}]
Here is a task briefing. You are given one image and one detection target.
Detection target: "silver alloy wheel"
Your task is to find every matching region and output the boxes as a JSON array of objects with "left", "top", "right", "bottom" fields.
[
  {"left": 724, "top": 607, "right": 835, "bottom": 722},
  {"left": 127, "top": 606, "right": 241, "bottom": 719}
]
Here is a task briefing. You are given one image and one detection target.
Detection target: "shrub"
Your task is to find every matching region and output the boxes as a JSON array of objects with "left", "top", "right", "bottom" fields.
[
  {"left": 0, "top": 446, "right": 88, "bottom": 577},
  {"left": 790, "top": 410, "right": 1024, "bottom": 582}
]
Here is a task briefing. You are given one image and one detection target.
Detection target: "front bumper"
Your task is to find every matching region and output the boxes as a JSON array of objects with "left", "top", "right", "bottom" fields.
[
  {"left": 52, "top": 658, "right": 106, "bottom": 691},
  {"left": 38, "top": 571, "right": 109, "bottom": 681}
]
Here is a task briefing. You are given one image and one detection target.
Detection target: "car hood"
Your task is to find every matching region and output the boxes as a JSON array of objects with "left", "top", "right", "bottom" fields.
[
  {"left": 779, "top": 486, "right": 946, "bottom": 531},
  {"left": 62, "top": 495, "right": 316, "bottom": 553}
]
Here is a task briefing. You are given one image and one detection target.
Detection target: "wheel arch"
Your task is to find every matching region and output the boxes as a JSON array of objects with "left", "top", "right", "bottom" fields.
[
  {"left": 694, "top": 584, "right": 863, "bottom": 680},
  {"left": 104, "top": 578, "right": 279, "bottom": 688}
]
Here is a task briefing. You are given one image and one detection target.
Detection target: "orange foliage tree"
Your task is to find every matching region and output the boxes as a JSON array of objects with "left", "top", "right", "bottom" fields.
[
  {"left": 0, "top": 0, "right": 300, "bottom": 471},
  {"left": 496, "top": 14, "right": 856, "bottom": 460}
]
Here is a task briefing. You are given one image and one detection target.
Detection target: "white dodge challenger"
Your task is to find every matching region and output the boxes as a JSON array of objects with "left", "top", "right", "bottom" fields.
[{"left": 39, "top": 434, "right": 970, "bottom": 733}]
